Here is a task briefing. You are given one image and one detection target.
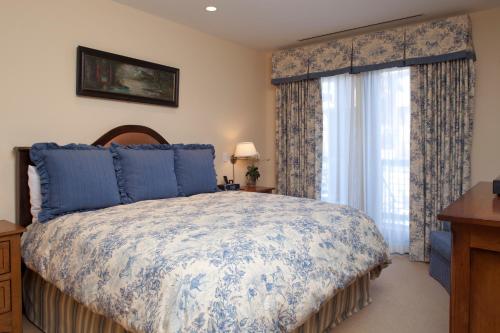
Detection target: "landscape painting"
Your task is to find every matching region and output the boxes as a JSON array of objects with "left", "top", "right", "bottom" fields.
[{"left": 76, "top": 46, "right": 179, "bottom": 107}]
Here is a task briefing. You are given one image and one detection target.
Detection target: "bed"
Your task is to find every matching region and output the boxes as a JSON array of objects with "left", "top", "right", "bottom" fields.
[{"left": 16, "top": 125, "right": 390, "bottom": 333}]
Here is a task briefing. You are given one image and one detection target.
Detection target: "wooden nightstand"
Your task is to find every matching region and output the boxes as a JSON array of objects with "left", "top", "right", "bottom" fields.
[
  {"left": 0, "top": 221, "right": 24, "bottom": 333},
  {"left": 240, "top": 186, "right": 275, "bottom": 194}
]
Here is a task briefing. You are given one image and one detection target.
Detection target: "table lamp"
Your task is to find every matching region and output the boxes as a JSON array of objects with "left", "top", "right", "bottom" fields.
[{"left": 230, "top": 142, "right": 259, "bottom": 182}]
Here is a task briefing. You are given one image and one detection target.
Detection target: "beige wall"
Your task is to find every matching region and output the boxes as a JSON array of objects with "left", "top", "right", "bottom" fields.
[
  {"left": 0, "top": 0, "right": 275, "bottom": 222},
  {"left": 2, "top": 1, "right": 496, "bottom": 224},
  {"left": 470, "top": 8, "right": 500, "bottom": 185}
]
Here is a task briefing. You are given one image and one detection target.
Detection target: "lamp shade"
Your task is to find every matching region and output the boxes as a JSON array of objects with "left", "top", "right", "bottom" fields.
[{"left": 234, "top": 142, "right": 258, "bottom": 158}]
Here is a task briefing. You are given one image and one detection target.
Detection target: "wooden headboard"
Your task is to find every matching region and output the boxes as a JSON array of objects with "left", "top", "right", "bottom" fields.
[{"left": 14, "top": 125, "right": 169, "bottom": 227}]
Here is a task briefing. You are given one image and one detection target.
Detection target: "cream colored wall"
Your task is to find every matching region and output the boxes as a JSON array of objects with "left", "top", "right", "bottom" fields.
[
  {"left": 5, "top": 2, "right": 495, "bottom": 225},
  {"left": 470, "top": 8, "right": 500, "bottom": 185},
  {"left": 262, "top": 52, "right": 277, "bottom": 187},
  {"left": 0, "top": 0, "right": 275, "bottom": 222}
]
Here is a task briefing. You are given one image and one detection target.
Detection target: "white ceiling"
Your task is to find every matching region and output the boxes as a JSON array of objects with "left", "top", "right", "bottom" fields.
[{"left": 115, "top": 0, "right": 500, "bottom": 50}]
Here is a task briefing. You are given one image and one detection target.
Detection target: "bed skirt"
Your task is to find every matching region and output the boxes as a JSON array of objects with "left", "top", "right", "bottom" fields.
[{"left": 23, "top": 268, "right": 379, "bottom": 333}]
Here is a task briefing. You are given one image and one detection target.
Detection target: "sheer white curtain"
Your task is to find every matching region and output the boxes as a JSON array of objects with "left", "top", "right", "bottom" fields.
[{"left": 321, "top": 67, "right": 410, "bottom": 253}]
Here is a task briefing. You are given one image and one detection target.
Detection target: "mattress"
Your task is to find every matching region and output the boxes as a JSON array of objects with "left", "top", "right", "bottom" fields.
[{"left": 22, "top": 191, "right": 390, "bottom": 332}]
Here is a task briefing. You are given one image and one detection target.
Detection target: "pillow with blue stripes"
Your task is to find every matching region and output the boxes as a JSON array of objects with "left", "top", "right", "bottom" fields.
[
  {"left": 110, "top": 143, "right": 178, "bottom": 204},
  {"left": 173, "top": 144, "right": 218, "bottom": 196},
  {"left": 30, "top": 143, "right": 121, "bottom": 223}
]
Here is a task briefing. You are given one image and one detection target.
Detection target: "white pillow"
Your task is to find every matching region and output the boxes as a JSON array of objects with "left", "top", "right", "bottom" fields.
[{"left": 28, "top": 165, "right": 42, "bottom": 223}]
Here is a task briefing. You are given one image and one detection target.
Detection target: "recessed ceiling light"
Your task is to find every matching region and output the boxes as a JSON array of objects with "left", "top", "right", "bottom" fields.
[{"left": 205, "top": 6, "right": 217, "bottom": 12}]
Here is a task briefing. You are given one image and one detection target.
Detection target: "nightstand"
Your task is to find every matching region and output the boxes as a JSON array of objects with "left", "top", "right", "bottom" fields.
[
  {"left": 0, "top": 221, "right": 24, "bottom": 333},
  {"left": 240, "top": 186, "right": 275, "bottom": 194}
]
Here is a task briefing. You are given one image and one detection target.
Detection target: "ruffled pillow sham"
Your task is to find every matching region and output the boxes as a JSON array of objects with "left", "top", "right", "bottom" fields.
[
  {"left": 110, "top": 143, "right": 178, "bottom": 204},
  {"left": 173, "top": 144, "right": 218, "bottom": 196},
  {"left": 30, "top": 143, "right": 121, "bottom": 223}
]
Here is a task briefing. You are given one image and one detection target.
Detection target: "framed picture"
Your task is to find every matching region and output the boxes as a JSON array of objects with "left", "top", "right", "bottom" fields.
[{"left": 76, "top": 46, "right": 179, "bottom": 107}]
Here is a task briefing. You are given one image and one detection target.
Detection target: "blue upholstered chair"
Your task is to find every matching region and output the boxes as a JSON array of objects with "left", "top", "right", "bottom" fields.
[{"left": 429, "top": 222, "right": 451, "bottom": 293}]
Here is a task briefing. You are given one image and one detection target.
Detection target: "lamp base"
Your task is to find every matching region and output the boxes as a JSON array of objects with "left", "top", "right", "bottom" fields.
[{"left": 231, "top": 155, "right": 236, "bottom": 182}]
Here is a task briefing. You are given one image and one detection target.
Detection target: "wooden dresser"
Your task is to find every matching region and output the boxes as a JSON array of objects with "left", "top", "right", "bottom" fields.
[
  {"left": 240, "top": 186, "right": 275, "bottom": 194},
  {"left": 0, "top": 220, "right": 24, "bottom": 333},
  {"left": 438, "top": 182, "right": 500, "bottom": 333}
]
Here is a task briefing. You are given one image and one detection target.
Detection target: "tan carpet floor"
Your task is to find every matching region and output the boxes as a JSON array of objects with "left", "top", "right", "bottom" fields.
[
  {"left": 23, "top": 255, "right": 449, "bottom": 333},
  {"left": 332, "top": 255, "right": 449, "bottom": 333}
]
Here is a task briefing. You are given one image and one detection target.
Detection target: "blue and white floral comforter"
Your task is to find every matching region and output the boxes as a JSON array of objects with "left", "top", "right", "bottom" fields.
[{"left": 22, "top": 191, "right": 390, "bottom": 333}]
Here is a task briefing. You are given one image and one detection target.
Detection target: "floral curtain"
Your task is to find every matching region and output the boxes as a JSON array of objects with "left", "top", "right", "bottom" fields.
[
  {"left": 351, "top": 27, "right": 405, "bottom": 73},
  {"left": 276, "top": 79, "right": 322, "bottom": 199},
  {"left": 409, "top": 58, "right": 475, "bottom": 261},
  {"left": 271, "top": 15, "right": 474, "bottom": 85}
]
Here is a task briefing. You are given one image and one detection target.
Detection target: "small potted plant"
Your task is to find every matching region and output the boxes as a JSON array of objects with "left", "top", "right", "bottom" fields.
[{"left": 246, "top": 164, "right": 260, "bottom": 186}]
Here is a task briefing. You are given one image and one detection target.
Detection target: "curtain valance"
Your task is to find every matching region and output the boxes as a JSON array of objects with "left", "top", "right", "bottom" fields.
[{"left": 271, "top": 15, "right": 475, "bottom": 85}]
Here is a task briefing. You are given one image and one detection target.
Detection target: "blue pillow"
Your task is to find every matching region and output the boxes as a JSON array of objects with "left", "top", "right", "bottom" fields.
[
  {"left": 30, "top": 143, "right": 121, "bottom": 223},
  {"left": 173, "top": 144, "right": 218, "bottom": 196},
  {"left": 110, "top": 143, "right": 178, "bottom": 203}
]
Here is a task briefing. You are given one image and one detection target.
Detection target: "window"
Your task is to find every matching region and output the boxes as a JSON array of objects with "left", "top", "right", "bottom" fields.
[{"left": 321, "top": 67, "right": 410, "bottom": 253}]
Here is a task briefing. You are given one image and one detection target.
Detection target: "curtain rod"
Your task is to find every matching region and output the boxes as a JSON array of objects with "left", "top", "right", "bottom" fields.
[{"left": 298, "top": 14, "right": 424, "bottom": 42}]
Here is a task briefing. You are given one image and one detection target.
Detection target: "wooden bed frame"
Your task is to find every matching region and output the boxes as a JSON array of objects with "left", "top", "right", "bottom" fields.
[{"left": 14, "top": 124, "right": 169, "bottom": 227}]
